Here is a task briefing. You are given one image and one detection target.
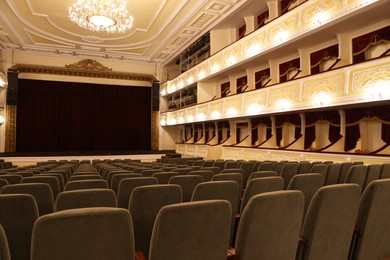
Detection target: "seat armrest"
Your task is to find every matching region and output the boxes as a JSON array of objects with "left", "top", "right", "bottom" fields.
[
  {"left": 227, "top": 247, "right": 240, "bottom": 260},
  {"left": 135, "top": 251, "right": 146, "bottom": 260}
]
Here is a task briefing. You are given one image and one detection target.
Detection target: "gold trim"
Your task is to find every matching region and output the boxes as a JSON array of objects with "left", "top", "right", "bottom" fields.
[
  {"left": 4, "top": 105, "right": 17, "bottom": 153},
  {"left": 9, "top": 60, "right": 156, "bottom": 82},
  {"left": 65, "top": 59, "right": 112, "bottom": 71}
]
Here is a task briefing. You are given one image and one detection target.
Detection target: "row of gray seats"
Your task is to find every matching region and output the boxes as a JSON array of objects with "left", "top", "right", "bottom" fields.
[{"left": 1, "top": 179, "right": 389, "bottom": 260}]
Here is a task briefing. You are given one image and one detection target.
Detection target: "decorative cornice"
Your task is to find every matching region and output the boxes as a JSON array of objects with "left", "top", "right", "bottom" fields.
[
  {"left": 8, "top": 60, "right": 156, "bottom": 82},
  {"left": 65, "top": 59, "right": 112, "bottom": 71}
]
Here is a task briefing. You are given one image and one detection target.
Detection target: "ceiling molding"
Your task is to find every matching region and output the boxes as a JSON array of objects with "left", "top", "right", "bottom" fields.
[{"left": 9, "top": 59, "right": 157, "bottom": 82}]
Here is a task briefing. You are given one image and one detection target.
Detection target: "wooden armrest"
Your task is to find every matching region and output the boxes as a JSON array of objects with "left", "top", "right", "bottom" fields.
[
  {"left": 135, "top": 251, "right": 146, "bottom": 260},
  {"left": 299, "top": 236, "right": 308, "bottom": 247},
  {"left": 227, "top": 247, "right": 240, "bottom": 260}
]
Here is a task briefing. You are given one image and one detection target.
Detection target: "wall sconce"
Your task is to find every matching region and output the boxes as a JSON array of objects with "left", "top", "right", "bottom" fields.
[
  {"left": 246, "top": 103, "right": 262, "bottom": 114},
  {"left": 226, "top": 107, "right": 238, "bottom": 117},
  {"left": 187, "top": 76, "right": 194, "bottom": 84},
  {"left": 178, "top": 116, "right": 184, "bottom": 124},
  {"left": 312, "top": 12, "right": 330, "bottom": 26},
  {"left": 160, "top": 118, "right": 167, "bottom": 126},
  {"left": 0, "top": 72, "right": 6, "bottom": 88},
  {"left": 211, "top": 64, "right": 220, "bottom": 73},
  {"left": 313, "top": 95, "right": 331, "bottom": 107},
  {"left": 197, "top": 113, "right": 206, "bottom": 121},
  {"left": 226, "top": 55, "right": 236, "bottom": 66},
  {"left": 275, "top": 30, "right": 289, "bottom": 43},
  {"left": 187, "top": 115, "right": 194, "bottom": 122},
  {"left": 0, "top": 108, "right": 4, "bottom": 124},
  {"left": 169, "top": 118, "right": 177, "bottom": 125},
  {"left": 211, "top": 110, "right": 220, "bottom": 119},
  {"left": 276, "top": 99, "right": 290, "bottom": 111},
  {"left": 246, "top": 43, "right": 261, "bottom": 57},
  {"left": 198, "top": 70, "right": 205, "bottom": 79}
]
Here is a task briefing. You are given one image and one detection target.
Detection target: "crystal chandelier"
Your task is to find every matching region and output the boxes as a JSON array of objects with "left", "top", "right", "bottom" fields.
[{"left": 68, "top": 0, "right": 133, "bottom": 33}]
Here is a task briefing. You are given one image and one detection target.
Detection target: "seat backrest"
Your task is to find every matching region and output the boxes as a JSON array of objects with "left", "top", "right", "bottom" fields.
[
  {"left": 339, "top": 162, "right": 353, "bottom": 183},
  {"left": 297, "top": 161, "right": 312, "bottom": 174},
  {"left": 221, "top": 168, "right": 244, "bottom": 175},
  {"left": 68, "top": 174, "right": 102, "bottom": 181},
  {"left": 110, "top": 173, "right": 142, "bottom": 193},
  {"left": 325, "top": 163, "right": 341, "bottom": 185},
  {"left": 212, "top": 173, "right": 243, "bottom": 196},
  {"left": 309, "top": 164, "right": 329, "bottom": 184},
  {"left": 202, "top": 160, "right": 215, "bottom": 167},
  {"left": 168, "top": 175, "right": 203, "bottom": 202},
  {"left": 273, "top": 161, "right": 288, "bottom": 175},
  {"left": 300, "top": 184, "right": 361, "bottom": 260},
  {"left": 1, "top": 183, "right": 54, "bottom": 216},
  {"left": 240, "top": 176, "right": 284, "bottom": 213},
  {"left": 257, "top": 162, "right": 274, "bottom": 171},
  {"left": 41, "top": 173, "right": 65, "bottom": 191},
  {"left": 193, "top": 160, "right": 204, "bottom": 167},
  {"left": 363, "top": 164, "right": 382, "bottom": 190},
  {"left": 192, "top": 181, "right": 239, "bottom": 245},
  {"left": 0, "top": 224, "right": 11, "bottom": 260},
  {"left": 224, "top": 161, "right": 240, "bottom": 169},
  {"left": 129, "top": 184, "right": 182, "bottom": 256},
  {"left": 0, "top": 194, "right": 38, "bottom": 260},
  {"left": 45, "top": 170, "right": 69, "bottom": 183},
  {"left": 64, "top": 179, "right": 108, "bottom": 191},
  {"left": 149, "top": 200, "right": 231, "bottom": 260},
  {"left": 0, "top": 179, "right": 9, "bottom": 190},
  {"left": 239, "top": 162, "right": 256, "bottom": 184},
  {"left": 380, "top": 163, "right": 390, "bottom": 179},
  {"left": 188, "top": 170, "right": 214, "bottom": 182},
  {"left": 279, "top": 163, "right": 299, "bottom": 189},
  {"left": 351, "top": 179, "right": 390, "bottom": 260},
  {"left": 31, "top": 208, "right": 134, "bottom": 260},
  {"left": 106, "top": 170, "right": 132, "bottom": 187},
  {"left": 213, "top": 161, "right": 227, "bottom": 171},
  {"left": 117, "top": 177, "right": 158, "bottom": 208},
  {"left": 345, "top": 165, "right": 368, "bottom": 191},
  {"left": 287, "top": 173, "right": 323, "bottom": 215},
  {"left": 235, "top": 190, "right": 304, "bottom": 260},
  {"left": 55, "top": 188, "right": 116, "bottom": 212},
  {"left": 172, "top": 167, "right": 193, "bottom": 175},
  {"left": 22, "top": 176, "right": 60, "bottom": 199},
  {"left": 0, "top": 174, "right": 22, "bottom": 184},
  {"left": 199, "top": 166, "right": 221, "bottom": 175},
  {"left": 152, "top": 172, "right": 179, "bottom": 184},
  {"left": 141, "top": 169, "right": 164, "bottom": 177},
  {"left": 247, "top": 171, "right": 278, "bottom": 183}
]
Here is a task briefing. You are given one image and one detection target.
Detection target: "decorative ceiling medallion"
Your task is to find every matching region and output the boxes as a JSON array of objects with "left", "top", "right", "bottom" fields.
[{"left": 68, "top": 0, "right": 133, "bottom": 33}]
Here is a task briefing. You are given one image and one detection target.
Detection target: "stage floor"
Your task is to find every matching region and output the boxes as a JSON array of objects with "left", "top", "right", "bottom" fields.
[{"left": 0, "top": 151, "right": 166, "bottom": 166}]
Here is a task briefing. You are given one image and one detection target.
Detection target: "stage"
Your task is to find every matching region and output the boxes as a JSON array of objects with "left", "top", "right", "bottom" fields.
[{"left": 0, "top": 151, "right": 167, "bottom": 166}]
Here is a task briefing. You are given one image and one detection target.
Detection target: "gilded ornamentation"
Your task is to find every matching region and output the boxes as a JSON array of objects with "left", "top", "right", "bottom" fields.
[
  {"left": 350, "top": 63, "right": 390, "bottom": 91},
  {"left": 268, "top": 14, "right": 299, "bottom": 43},
  {"left": 301, "top": 0, "right": 342, "bottom": 27},
  {"left": 303, "top": 74, "right": 344, "bottom": 100},
  {"left": 65, "top": 59, "right": 112, "bottom": 71},
  {"left": 9, "top": 63, "right": 156, "bottom": 82},
  {"left": 4, "top": 105, "right": 17, "bottom": 152},
  {"left": 151, "top": 111, "right": 159, "bottom": 150},
  {"left": 269, "top": 85, "right": 299, "bottom": 105},
  {"left": 244, "top": 92, "right": 267, "bottom": 107}
]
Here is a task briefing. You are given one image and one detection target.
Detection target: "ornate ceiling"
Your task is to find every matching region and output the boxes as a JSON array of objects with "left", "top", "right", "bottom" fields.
[{"left": 0, "top": 0, "right": 253, "bottom": 64}]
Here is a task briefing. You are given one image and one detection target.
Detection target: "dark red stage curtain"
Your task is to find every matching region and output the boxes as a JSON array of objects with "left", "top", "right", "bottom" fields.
[{"left": 16, "top": 79, "right": 151, "bottom": 153}]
